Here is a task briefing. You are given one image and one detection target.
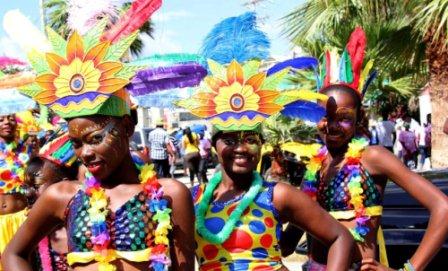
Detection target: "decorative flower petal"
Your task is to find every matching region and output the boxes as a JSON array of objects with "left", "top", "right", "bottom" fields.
[
  {"left": 66, "top": 31, "right": 85, "bottom": 62},
  {"left": 245, "top": 73, "right": 266, "bottom": 91},
  {"left": 84, "top": 41, "right": 110, "bottom": 66},
  {"left": 98, "top": 78, "right": 129, "bottom": 93},
  {"left": 227, "top": 60, "right": 244, "bottom": 85},
  {"left": 45, "top": 53, "right": 67, "bottom": 74}
]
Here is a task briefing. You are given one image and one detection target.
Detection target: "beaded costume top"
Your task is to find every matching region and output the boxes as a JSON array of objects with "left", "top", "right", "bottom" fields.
[
  {"left": 0, "top": 139, "right": 30, "bottom": 195},
  {"left": 192, "top": 181, "right": 284, "bottom": 271},
  {"left": 65, "top": 189, "right": 158, "bottom": 266},
  {"left": 317, "top": 162, "right": 383, "bottom": 213}
]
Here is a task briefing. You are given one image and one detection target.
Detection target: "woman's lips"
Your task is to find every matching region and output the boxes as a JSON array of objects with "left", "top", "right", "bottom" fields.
[{"left": 86, "top": 162, "right": 104, "bottom": 174}]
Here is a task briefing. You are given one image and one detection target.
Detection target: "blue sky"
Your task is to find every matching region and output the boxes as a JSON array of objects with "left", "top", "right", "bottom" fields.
[{"left": 0, "top": 0, "right": 302, "bottom": 60}]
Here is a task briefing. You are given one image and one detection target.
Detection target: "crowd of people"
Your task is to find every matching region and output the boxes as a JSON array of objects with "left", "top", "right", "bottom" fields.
[
  {"left": 0, "top": 5, "right": 447, "bottom": 271},
  {"left": 370, "top": 107, "right": 432, "bottom": 170}
]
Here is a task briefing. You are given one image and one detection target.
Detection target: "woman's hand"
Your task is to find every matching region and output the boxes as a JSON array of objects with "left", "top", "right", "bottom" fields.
[{"left": 361, "top": 258, "right": 396, "bottom": 271}]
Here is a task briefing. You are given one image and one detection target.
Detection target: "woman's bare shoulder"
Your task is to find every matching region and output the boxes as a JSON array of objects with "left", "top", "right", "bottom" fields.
[
  {"left": 37, "top": 180, "right": 81, "bottom": 218},
  {"left": 158, "top": 178, "right": 191, "bottom": 199}
]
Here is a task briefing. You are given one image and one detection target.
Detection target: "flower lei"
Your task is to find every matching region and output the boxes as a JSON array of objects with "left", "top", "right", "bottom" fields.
[
  {"left": 196, "top": 171, "right": 263, "bottom": 244},
  {"left": 0, "top": 140, "right": 29, "bottom": 194},
  {"left": 38, "top": 237, "right": 53, "bottom": 271},
  {"left": 302, "top": 137, "right": 371, "bottom": 242},
  {"left": 84, "top": 164, "right": 172, "bottom": 271}
]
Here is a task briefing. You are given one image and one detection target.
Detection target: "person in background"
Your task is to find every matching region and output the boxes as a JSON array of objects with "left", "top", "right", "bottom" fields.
[
  {"left": 417, "top": 114, "right": 431, "bottom": 170},
  {"left": 168, "top": 137, "right": 178, "bottom": 178},
  {"left": 369, "top": 123, "right": 379, "bottom": 145},
  {"left": 181, "top": 127, "right": 200, "bottom": 186},
  {"left": 399, "top": 123, "right": 418, "bottom": 169},
  {"left": 23, "top": 157, "right": 44, "bottom": 207},
  {"left": 147, "top": 120, "right": 172, "bottom": 178},
  {"left": 376, "top": 112, "right": 395, "bottom": 152},
  {"left": 198, "top": 132, "right": 211, "bottom": 183}
]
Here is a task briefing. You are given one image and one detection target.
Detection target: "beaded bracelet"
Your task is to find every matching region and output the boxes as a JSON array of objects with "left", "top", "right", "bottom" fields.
[{"left": 399, "top": 260, "right": 416, "bottom": 271}]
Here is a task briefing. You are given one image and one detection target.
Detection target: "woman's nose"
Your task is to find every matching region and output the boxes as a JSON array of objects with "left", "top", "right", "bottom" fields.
[{"left": 80, "top": 145, "right": 95, "bottom": 161}]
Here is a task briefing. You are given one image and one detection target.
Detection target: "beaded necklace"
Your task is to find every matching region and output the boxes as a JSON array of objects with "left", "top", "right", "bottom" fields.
[
  {"left": 83, "top": 163, "right": 172, "bottom": 271},
  {"left": 0, "top": 139, "right": 29, "bottom": 194},
  {"left": 302, "top": 137, "right": 371, "bottom": 242},
  {"left": 196, "top": 171, "right": 263, "bottom": 244}
]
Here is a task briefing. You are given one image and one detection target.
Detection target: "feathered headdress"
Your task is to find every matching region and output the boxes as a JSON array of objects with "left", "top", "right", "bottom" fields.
[
  {"left": 200, "top": 12, "right": 270, "bottom": 65},
  {"left": 19, "top": 0, "right": 163, "bottom": 119},
  {"left": 319, "top": 27, "right": 375, "bottom": 96},
  {"left": 39, "top": 133, "right": 77, "bottom": 167},
  {"left": 176, "top": 59, "right": 289, "bottom": 131}
]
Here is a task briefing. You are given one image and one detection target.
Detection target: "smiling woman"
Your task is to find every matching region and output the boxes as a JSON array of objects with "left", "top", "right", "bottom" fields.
[
  {"left": 178, "top": 59, "right": 354, "bottom": 271},
  {"left": 1, "top": 13, "right": 195, "bottom": 271}
]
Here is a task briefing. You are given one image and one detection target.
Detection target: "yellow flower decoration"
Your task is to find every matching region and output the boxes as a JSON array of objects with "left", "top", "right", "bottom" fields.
[{"left": 177, "top": 59, "right": 287, "bottom": 131}]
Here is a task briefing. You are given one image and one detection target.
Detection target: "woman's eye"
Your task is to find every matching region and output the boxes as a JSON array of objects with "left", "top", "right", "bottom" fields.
[
  {"left": 244, "top": 137, "right": 259, "bottom": 145},
  {"left": 223, "top": 139, "right": 236, "bottom": 146},
  {"left": 91, "top": 134, "right": 104, "bottom": 144}
]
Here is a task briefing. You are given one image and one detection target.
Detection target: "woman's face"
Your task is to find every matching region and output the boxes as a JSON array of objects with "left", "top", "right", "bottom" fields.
[
  {"left": 215, "top": 131, "right": 262, "bottom": 175},
  {"left": 0, "top": 114, "right": 17, "bottom": 141},
  {"left": 318, "top": 90, "right": 358, "bottom": 149},
  {"left": 68, "top": 116, "right": 128, "bottom": 180}
]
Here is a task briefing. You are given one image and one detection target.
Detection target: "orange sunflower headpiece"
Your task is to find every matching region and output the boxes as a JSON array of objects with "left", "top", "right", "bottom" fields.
[
  {"left": 20, "top": 23, "right": 141, "bottom": 118},
  {"left": 177, "top": 59, "right": 289, "bottom": 132}
]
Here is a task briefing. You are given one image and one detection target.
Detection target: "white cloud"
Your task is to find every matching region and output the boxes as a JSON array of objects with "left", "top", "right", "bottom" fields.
[
  {"left": 139, "top": 29, "right": 183, "bottom": 55},
  {"left": 0, "top": 36, "right": 25, "bottom": 59},
  {"left": 152, "top": 10, "right": 192, "bottom": 23}
]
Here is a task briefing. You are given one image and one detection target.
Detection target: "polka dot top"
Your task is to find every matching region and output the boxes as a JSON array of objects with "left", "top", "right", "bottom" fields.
[{"left": 192, "top": 181, "right": 284, "bottom": 271}]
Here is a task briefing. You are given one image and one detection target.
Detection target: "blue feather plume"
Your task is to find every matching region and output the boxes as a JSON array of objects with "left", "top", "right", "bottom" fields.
[
  {"left": 362, "top": 70, "right": 377, "bottom": 96},
  {"left": 200, "top": 12, "right": 270, "bottom": 64},
  {"left": 281, "top": 100, "right": 326, "bottom": 123},
  {"left": 267, "top": 57, "right": 318, "bottom": 76}
]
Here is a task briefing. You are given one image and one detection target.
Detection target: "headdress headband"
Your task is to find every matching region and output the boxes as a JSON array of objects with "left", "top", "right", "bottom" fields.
[{"left": 177, "top": 59, "right": 290, "bottom": 131}]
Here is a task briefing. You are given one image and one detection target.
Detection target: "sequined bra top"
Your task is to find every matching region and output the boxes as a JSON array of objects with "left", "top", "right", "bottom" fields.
[
  {"left": 317, "top": 160, "right": 383, "bottom": 219},
  {"left": 192, "top": 181, "right": 284, "bottom": 271},
  {"left": 65, "top": 190, "right": 156, "bottom": 266}
]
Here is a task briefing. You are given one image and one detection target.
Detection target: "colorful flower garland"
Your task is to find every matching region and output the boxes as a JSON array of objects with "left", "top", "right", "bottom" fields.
[
  {"left": 0, "top": 140, "right": 29, "bottom": 194},
  {"left": 302, "top": 137, "right": 371, "bottom": 242},
  {"left": 38, "top": 237, "right": 53, "bottom": 271},
  {"left": 196, "top": 171, "right": 263, "bottom": 244},
  {"left": 84, "top": 164, "right": 172, "bottom": 271}
]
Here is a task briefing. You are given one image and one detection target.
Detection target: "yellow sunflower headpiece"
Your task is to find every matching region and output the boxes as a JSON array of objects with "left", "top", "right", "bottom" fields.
[
  {"left": 20, "top": 23, "right": 141, "bottom": 118},
  {"left": 177, "top": 59, "right": 290, "bottom": 132}
]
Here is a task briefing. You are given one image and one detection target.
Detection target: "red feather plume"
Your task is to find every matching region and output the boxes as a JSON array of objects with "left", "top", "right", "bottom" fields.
[
  {"left": 101, "top": 0, "right": 162, "bottom": 44},
  {"left": 346, "top": 27, "right": 366, "bottom": 90},
  {"left": 324, "top": 50, "right": 331, "bottom": 87}
]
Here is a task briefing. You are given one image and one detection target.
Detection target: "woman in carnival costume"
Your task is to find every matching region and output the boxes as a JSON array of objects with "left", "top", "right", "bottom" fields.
[
  {"left": 0, "top": 113, "right": 31, "bottom": 268},
  {"left": 177, "top": 59, "right": 354, "bottom": 271},
  {"left": 28, "top": 133, "right": 79, "bottom": 271},
  {"left": 294, "top": 27, "right": 448, "bottom": 271},
  {"left": 2, "top": 20, "right": 195, "bottom": 271}
]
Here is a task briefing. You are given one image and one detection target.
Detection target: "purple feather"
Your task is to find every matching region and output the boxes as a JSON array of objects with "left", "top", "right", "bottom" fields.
[
  {"left": 127, "top": 62, "right": 207, "bottom": 96},
  {"left": 281, "top": 100, "right": 326, "bottom": 123},
  {"left": 267, "top": 57, "right": 318, "bottom": 76}
]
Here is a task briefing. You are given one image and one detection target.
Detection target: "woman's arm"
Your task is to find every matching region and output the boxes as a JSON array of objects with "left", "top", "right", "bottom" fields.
[
  {"left": 363, "top": 146, "right": 448, "bottom": 270},
  {"left": 161, "top": 179, "right": 195, "bottom": 271},
  {"left": 1, "top": 181, "right": 76, "bottom": 271},
  {"left": 273, "top": 183, "right": 354, "bottom": 271}
]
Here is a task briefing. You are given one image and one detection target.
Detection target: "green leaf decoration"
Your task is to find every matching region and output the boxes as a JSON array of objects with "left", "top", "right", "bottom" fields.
[
  {"left": 27, "top": 49, "right": 50, "bottom": 74},
  {"left": 115, "top": 64, "right": 143, "bottom": 79},
  {"left": 207, "top": 59, "right": 226, "bottom": 81},
  {"left": 104, "top": 31, "right": 138, "bottom": 61},
  {"left": 46, "top": 27, "right": 67, "bottom": 56},
  {"left": 0, "top": 70, "right": 4, "bottom": 77},
  {"left": 242, "top": 60, "right": 261, "bottom": 79},
  {"left": 83, "top": 19, "right": 108, "bottom": 52},
  {"left": 260, "top": 68, "right": 290, "bottom": 90},
  {"left": 18, "top": 83, "right": 42, "bottom": 98}
]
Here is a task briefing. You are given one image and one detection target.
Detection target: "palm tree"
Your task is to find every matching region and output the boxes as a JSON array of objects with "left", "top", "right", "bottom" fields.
[
  {"left": 283, "top": 0, "right": 448, "bottom": 168},
  {"left": 43, "top": 0, "right": 154, "bottom": 56},
  {"left": 413, "top": 0, "right": 448, "bottom": 168}
]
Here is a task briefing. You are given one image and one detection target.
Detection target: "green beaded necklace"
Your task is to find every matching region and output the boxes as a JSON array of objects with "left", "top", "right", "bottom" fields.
[{"left": 195, "top": 170, "right": 263, "bottom": 244}]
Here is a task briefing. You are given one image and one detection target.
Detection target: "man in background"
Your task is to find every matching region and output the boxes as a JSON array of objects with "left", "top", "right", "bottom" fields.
[
  {"left": 147, "top": 120, "right": 172, "bottom": 177},
  {"left": 377, "top": 112, "right": 395, "bottom": 152}
]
